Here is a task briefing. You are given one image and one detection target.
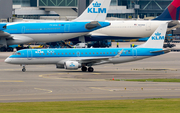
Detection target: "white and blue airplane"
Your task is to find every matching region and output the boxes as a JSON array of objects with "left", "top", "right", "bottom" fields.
[
  {"left": 0, "top": 0, "right": 111, "bottom": 50},
  {"left": 5, "top": 23, "right": 170, "bottom": 72}
]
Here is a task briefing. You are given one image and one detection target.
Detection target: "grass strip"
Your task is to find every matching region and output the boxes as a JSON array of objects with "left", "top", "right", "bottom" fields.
[{"left": 0, "top": 98, "right": 180, "bottom": 113}]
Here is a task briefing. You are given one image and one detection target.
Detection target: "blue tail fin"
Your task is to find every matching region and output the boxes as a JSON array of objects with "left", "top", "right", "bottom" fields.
[{"left": 154, "top": 0, "right": 180, "bottom": 20}]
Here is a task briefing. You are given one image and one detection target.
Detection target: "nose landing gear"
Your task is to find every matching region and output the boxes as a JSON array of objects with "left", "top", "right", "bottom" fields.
[{"left": 22, "top": 65, "right": 26, "bottom": 72}]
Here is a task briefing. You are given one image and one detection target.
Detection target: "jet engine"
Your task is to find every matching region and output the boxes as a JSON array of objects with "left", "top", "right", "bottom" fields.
[{"left": 64, "top": 61, "right": 81, "bottom": 70}]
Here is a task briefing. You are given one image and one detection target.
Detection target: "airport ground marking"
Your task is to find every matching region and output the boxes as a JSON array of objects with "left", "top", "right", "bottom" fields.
[
  {"left": 39, "top": 73, "right": 107, "bottom": 81},
  {"left": 0, "top": 80, "right": 24, "bottom": 82},
  {"left": 34, "top": 88, "right": 52, "bottom": 94}
]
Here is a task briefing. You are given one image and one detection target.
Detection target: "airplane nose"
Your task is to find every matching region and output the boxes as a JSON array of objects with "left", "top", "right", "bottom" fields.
[{"left": 5, "top": 58, "right": 11, "bottom": 63}]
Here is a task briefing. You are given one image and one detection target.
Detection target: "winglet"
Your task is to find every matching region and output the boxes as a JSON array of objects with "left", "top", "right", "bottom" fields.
[
  {"left": 137, "top": 23, "right": 168, "bottom": 49},
  {"left": 73, "top": 0, "right": 111, "bottom": 21}
]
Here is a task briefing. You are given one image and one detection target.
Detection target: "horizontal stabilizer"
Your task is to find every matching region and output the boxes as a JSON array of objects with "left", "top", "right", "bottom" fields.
[{"left": 150, "top": 49, "right": 171, "bottom": 53}]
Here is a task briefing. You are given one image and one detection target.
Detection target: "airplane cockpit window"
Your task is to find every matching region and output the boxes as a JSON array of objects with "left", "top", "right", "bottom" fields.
[
  {"left": 13, "top": 52, "right": 21, "bottom": 55},
  {"left": 17, "top": 52, "right": 21, "bottom": 55}
]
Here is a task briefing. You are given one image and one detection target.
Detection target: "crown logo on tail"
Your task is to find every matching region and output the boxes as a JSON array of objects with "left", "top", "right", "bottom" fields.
[
  {"left": 93, "top": 2, "right": 101, "bottom": 7},
  {"left": 155, "top": 32, "right": 161, "bottom": 36}
]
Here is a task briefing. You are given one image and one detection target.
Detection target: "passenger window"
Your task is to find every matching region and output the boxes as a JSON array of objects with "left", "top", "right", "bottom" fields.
[
  {"left": 69, "top": 53, "right": 71, "bottom": 55},
  {"left": 65, "top": 53, "right": 67, "bottom": 55},
  {"left": 110, "top": 52, "right": 112, "bottom": 54},
  {"left": 107, "top": 52, "right": 109, "bottom": 54},
  {"left": 73, "top": 53, "right": 75, "bottom": 55},
  {"left": 43, "top": 53, "right": 45, "bottom": 55},
  {"left": 39, "top": 53, "right": 41, "bottom": 55},
  {"left": 114, "top": 52, "right": 115, "bottom": 54},
  {"left": 81, "top": 53, "right": 83, "bottom": 54},
  {"left": 89, "top": 53, "right": 91, "bottom": 54},
  {"left": 62, "top": 53, "right": 63, "bottom": 55},
  {"left": 103, "top": 52, "right": 105, "bottom": 54},
  {"left": 47, "top": 53, "right": 48, "bottom": 55},
  {"left": 54, "top": 53, "right": 56, "bottom": 55},
  {"left": 51, "top": 53, "right": 52, "bottom": 55},
  {"left": 100, "top": 52, "right": 102, "bottom": 54},
  {"left": 97, "top": 52, "right": 98, "bottom": 54}
]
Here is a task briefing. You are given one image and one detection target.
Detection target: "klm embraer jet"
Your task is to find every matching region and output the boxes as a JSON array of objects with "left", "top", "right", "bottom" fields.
[
  {"left": 0, "top": 0, "right": 111, "bottom": 51},
  {"left": 5, "top": 23, "right": 171, "bottom": 72}
]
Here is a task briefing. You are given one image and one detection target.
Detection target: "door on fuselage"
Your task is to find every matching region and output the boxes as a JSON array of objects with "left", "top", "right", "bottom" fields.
[
  {"left": 146, "top": 23, "right": 151, "bottom": 31},
  {"left": 64, "top": 24, "right": 70, "bottom": 32},
  {"left": 132, "top": 48, "right": 137, "bottom": 58},
  {"left": 27, "top": 50, "right": 32, "bottom": 60},
  {"left": 22, "top": 26, "right": 26, "bottom": 34}
]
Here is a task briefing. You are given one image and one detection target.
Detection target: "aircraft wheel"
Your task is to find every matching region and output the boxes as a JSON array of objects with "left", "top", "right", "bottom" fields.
[
  {"left": 22, "top": 65, "right": 26, "bottom": 72},
  {"left": 88, "top": 67, "right": 94, "bottom": 72},
  {"left": 22, "top": 68, "right": 26, "bottom": 72},
  {"left": 81, "top": 66, "right": 87, "bottom": 72}
]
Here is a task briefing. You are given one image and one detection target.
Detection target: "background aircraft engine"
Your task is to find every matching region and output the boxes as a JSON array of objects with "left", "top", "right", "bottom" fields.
[{"left": 64, "top": 61, "right": 81, "bottom": 70}]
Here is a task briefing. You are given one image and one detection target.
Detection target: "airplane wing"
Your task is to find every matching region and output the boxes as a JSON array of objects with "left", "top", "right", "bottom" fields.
[
  {"left": 0, "top": 31, "right": 11, "bottom": 37},
  {"left": 150, "top": 49, "right": 171, "bottom": 53},
  {"left": 74, "top": 50, "right": 124, "bottom": 65},
  {"left": 77, "top": 57, "right": 110, "bottom": 64}
]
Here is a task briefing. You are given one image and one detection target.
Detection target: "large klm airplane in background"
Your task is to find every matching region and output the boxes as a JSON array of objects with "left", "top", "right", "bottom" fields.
[
  {"left": 71, "top": 0, "right": 180, "bottom": 42},
  {"left": 0, "top": 0, "right": 111, "bottom": 51},
  {"left": 5, "top": 23, "right": 170, "bottom": 72}
]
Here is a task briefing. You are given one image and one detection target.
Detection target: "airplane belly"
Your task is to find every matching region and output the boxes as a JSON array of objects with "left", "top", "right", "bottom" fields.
[
  {"left": 10, "top": 57, "right": 66, "bottom": 65},
  {"left": 109, "top": 56, "right": 151, "bottom": 64},
  {"left": 20, "top": 32, "right": 89, "bottom": 42}
]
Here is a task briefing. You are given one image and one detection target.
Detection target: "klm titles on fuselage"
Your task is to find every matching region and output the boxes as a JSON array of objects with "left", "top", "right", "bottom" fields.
[
  {"left": 152, "top": 32, "right": 165, "bottom": 40},
  {"left": 88, "top": 2, "right": 106, "bottom": 13}
]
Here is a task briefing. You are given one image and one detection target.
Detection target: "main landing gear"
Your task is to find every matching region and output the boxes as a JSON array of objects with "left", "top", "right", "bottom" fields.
[
  {"left": 22, "top": 65, "right": 26, "bottom": 72},
  {"left": 81, "top": 66, "right": 94, "bottom": 72}
]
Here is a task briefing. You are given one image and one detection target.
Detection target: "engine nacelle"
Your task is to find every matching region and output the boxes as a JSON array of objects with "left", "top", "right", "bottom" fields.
[{"left": 64, "top": 61, "right": 81, "bottom": 70}]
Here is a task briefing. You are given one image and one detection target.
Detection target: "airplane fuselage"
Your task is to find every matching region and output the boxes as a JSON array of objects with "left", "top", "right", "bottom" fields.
[
  {"left": 3, "top": 21, "right": 110, "bottom": 44},
  {"left": 90, "top": 20, "right": 168, "bottom": 40},
  {"left": 5, "top": 48, "right": 164, "bottom": 66}
]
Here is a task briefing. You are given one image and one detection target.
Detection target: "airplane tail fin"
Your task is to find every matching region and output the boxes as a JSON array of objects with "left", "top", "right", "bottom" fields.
[
  {"left": 154, "top": 0, "right": 180, "bottom": 20},
  {"left": 137, "top": 23, "right": 168, "bottom": 49},
  {"left": 73, "top": 0, "right": 111, "bottom": 21}
]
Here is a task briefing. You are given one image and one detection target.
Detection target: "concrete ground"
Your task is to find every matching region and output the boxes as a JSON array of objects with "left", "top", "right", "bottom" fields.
[{"left": 0, "top": 51, "right": 180, "bottom": 102}]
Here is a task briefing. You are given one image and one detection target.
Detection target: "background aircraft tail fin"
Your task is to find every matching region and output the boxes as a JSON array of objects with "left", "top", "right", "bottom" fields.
[
  {"left": 154, "top": 0, "right": 180, "bottom": 20},
  {"left": 137, "top": 23, "right": 168, "bottom": 48},
  {"left": 73, "top": 0, "right": 111, "bottom": 21}
]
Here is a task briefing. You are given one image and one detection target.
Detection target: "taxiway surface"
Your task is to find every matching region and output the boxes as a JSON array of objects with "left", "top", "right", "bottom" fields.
[{"left": 0, "top": 52, "right": 180, "bottom": 102}]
